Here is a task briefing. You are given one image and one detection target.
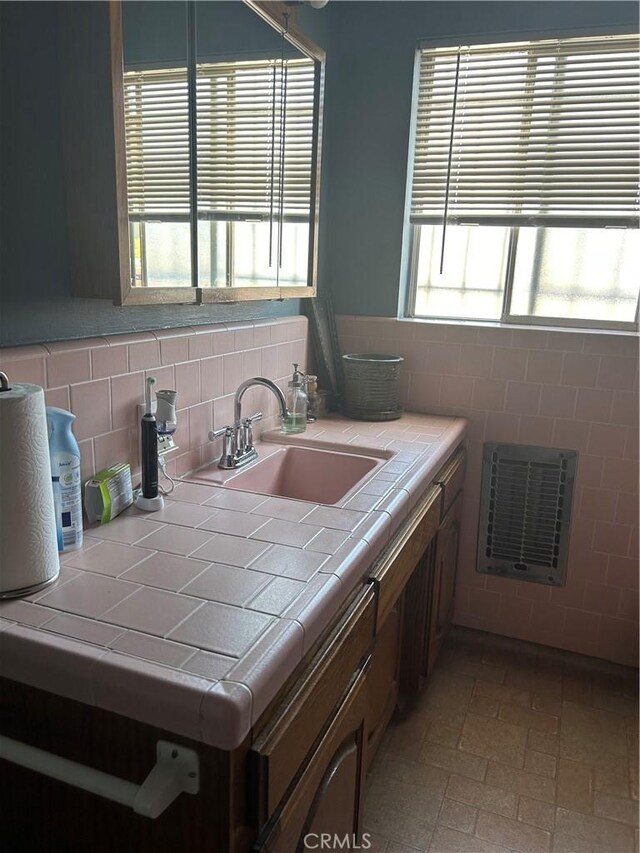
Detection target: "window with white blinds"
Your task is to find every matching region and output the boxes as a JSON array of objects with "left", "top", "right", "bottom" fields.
[
  {"left": 123, "top": 57, "right": 315, "bottom": 223},
  {"left": 406, "top": 33, "right": 640, "bottom": 329},
  {"left": 410, "top": 34, "right": 640, "bottom": 228}
]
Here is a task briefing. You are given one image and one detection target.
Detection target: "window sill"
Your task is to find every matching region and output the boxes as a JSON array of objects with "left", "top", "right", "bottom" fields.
[{"left": 403, "top": 316, "right": 639, "bottom": 338}]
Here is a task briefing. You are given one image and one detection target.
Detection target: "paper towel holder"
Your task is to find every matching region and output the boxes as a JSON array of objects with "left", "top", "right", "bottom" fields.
[{"left": 0, "top": 371, "right": 11, "bottom": 392}]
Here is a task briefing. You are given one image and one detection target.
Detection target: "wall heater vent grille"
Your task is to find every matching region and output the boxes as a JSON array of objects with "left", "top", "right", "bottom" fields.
[{"left": 477, "top": 443, "right": 577, "bottom": 586}]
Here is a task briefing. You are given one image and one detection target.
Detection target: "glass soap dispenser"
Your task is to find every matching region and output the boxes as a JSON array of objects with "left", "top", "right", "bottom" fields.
[{"left": 282, "top": 363, "right": 308, "bottom": 434}]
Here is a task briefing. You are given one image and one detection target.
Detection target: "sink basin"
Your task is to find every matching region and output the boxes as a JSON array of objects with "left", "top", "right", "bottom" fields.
[{"left": 188, "top": 445, "right": 384, "bottom": 505}]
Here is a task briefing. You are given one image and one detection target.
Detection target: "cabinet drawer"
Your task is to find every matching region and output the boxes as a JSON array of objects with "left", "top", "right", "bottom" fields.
[
  {"left": 254, "top": 663, "right": 369, "bottom": 853},
  {"left": 251, "top": 585, "right": 376, "bottom": 823},
  {"left": 434, "top": 445, "right": 466, "bottom": 519},
  {"left": 370, "top": 485, "right": 441, "bottom": 626}
]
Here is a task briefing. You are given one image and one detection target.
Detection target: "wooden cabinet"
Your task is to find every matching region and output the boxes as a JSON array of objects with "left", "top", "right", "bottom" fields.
[
  {"left": 426, "top": 491, "right": 463, "bottom": 676},
  {"left": 254, "top": 665, "right": 369, "bottom": 852},
  {"left": 365, "top": 597, "right": 402, "bottom": 766},
  {"left": 251, "top": 586, "right": 375, "bottom": 826}
]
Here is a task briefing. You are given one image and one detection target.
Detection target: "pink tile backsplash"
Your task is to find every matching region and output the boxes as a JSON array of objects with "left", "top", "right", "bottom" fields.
[
  {"left": 0, "top": 316, "right": 308, "bottom": 490},
  {"left": 336, "top": 315, "right": 639, "bottom": 668}
]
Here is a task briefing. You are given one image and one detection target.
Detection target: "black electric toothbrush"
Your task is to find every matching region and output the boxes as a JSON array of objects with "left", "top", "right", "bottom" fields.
[{"left": 136, "top": 377, "right": 164, "bottom": 511}]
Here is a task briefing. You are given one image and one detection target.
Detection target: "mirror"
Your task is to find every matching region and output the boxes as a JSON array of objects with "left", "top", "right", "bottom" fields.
[{"left": 120, "top": 0, "right": 323, "bottom": 302}]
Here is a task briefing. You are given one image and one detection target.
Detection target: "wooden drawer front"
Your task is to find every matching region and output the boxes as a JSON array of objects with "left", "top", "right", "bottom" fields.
[
  {"left": 366, "top": 599, "right": 401, "bottom": 767},
  {"left": 434, "top": 445, "right": 466, "bottom": 518},
  {"left": 254, "top": 664, "right": 369, "bottom": 853},
  {"left": 251, "top": 585, "right": 376, "bottom": 822},
  {"left": 370, "top": 485, "right": 441, "bottom": 626}
]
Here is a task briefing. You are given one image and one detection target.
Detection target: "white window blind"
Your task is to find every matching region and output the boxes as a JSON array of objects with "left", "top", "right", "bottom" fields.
[
  {"left": 123, "top": 58, "right": 315, "bottom": 223},
  {"left": 124, "top": 67, "right": 190, "bottom": 220},
  {"left": 410, "top": 34, "right": 640, "bottom": 228},
  {"left": 197, "top": 58, "right": 315, "bottom": 222}
]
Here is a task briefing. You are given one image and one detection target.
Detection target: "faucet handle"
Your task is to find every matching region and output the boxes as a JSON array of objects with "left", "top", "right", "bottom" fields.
[
  {"left": 241, "top": 412, "right": 263, "bottom": 453},
  {"left": 208, "top": 425, "right": 232, "bottom": 441}
]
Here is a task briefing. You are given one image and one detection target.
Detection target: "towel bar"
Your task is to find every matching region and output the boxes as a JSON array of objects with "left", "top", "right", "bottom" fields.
[{"left": 0, "top": 736, "right": 200, "bottom": 819}]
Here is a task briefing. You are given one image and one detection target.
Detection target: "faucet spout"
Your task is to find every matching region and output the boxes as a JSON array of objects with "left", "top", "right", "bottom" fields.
[{"left": 234, "top": 377, "right": 288, "bottom": 425}]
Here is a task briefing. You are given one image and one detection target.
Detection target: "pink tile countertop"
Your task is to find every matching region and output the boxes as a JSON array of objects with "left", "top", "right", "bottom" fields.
[{"left": 0, "top": 413, "right": 466, "bottom": 750}]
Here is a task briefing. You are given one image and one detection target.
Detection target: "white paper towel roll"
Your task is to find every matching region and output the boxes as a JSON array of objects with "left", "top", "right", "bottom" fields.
[{"left": 0, "top": 380, "right": 60, "bottom": 597}]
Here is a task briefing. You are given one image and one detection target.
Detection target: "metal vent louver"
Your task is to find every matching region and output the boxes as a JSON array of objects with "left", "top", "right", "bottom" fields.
[{"left": 477, "top": 443, "right": 577, "bottom": 586}]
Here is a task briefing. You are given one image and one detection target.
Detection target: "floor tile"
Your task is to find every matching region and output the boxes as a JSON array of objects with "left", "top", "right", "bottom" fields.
[
  {"left": 475, "top": 810, "right": 551, "bottom": 853},
  {"left": 556, "top": 758, "right": 594, "bottom": 813},
  {"left": 524, "top": 750, "right": 557, "bottom": 779},
  {"left": 485, "top": 763, "right": 556, "bottom": 804},
  {"left": 428, "top": 825, "right": 512, "bottom": 853},
  {"left": 415, "top": 742, "right": 488, "bottom": 782},
  {"left": 517, "top": 797, "right": 555, "bottom": 832},
  {"left": 438, "top": 798, "right": 478, "bottom": 835},
  {"left": 499, "top": 702, "right": 559, "bottom": 734},
  {"left": 553, "top": 807, "right": 636, "bottom": 852},
  {"left": 593, "top": 792, "right": 640, "bottom": 827},
  {"left": 459, "top": 714, "right": 528, "bottom": 768},
  {"left": 446, "top": 774, "right": 518, "bottom": 818}
]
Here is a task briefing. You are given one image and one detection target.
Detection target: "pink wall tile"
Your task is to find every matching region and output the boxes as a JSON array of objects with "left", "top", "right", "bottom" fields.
[
  {"left": 201, "top": 356, "right": 224, "bottom": 400},
  {"left": 45, "top": 386, "right": 71, "bottom": 410},
  {"left": 175, "top": 360, "right": 201, "bottom": 408},
  {"left": 505, "top": 381, "right": 542, "bottom": 416},
  {"left": 128, "top": 338, "right": 160, "bottom": 372},
  {"left": 213, "top": 328, "right": 235, "bottom": 355},
  {"left": 597, "top": 356, "right": 638, "bottom": 391},
  {"left": 574, "top": 388, "right": 613, "bottom": 424},
  {"left": 540, "top": 386, "right": 576, "bottom": 419},
  {"left": 588, "top": 423, "right": 629, "bottom": 458},
  {"left": 188, "top": 331, "right": 214, "bottom": 360},
  {"left": 223, "top": 352, "right": 243, "bottom": 395},
  {"left": 472, "top": 378, "right": 506, "bottom": 412},
  {"left": 2, "top": 354, "right": 47, "bottom": 386},
  {"left": 580, "top": 488, "right": 618, "bottom": 523},
  {"left": 159, "top": 334, "right": 189, "bottom": 366},
  {"left": 47, "top": 350, "right": 91, "bottom": 387},
  {"left": 612, "top": 391, "right": 639, "bottom": 428},
  {"left": 69, "top": 379, "right": 111, "bottom": 441},
  {"left": 518, "top": 416, "right": 554, "bottom": 446},
  {"left": 94, "top": 427, "right": 131, "bottom": 472},
  {"left": 91, "top": 345, "right": 128, "bottom": 380},
  {"left": 458, "top": 345, "right": 494, "bottom": 378},
  {"left": 593, "top": 521, "right": 632, "bottom": 557},
  {"left": 111, "top": 372, "right": 145, "bottom": 430},
  {"left": 526, "top": 350, "right": 563, "bottom": 384},
  {"left": 492, "top": 347, "right": 528, "bottom": 380},
  {"left": 561, "top": 352, "right": 600, "bottom": 387}
]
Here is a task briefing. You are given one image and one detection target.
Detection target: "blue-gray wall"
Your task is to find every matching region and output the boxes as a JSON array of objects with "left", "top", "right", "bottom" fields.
[{"left": 309, "top": 1, "right": 638, "bottom": 317}]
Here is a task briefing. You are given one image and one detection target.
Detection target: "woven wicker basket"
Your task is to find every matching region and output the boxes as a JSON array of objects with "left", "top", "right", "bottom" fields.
[{"left": 342, "top": 353, "right": 404, "bottom": 421}]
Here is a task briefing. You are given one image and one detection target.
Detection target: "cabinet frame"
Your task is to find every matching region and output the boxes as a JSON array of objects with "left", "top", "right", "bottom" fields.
[{"left": 112, "top": 1, "right": 323, "bottom": 306}]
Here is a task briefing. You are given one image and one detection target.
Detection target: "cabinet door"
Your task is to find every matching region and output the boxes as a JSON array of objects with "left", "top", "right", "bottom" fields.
[
  {"left": 427, "top": 491, "right": 462, "bottom": 675},
  {"left": 365, "top": 598, "right": 402, "bottom": 767},
  {"left": 255, "top": 665, "right": 369, "bottom": 853}
]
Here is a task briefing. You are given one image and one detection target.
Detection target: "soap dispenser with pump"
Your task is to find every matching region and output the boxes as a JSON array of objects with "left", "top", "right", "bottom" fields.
[{"left": 282, "top": 364, "right": 308, "bottom": 435}]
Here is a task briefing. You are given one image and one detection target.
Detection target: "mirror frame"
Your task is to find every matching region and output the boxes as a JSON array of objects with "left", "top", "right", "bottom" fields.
[{"left": 111, "top": 0, "right": 324, "bottom": 306}]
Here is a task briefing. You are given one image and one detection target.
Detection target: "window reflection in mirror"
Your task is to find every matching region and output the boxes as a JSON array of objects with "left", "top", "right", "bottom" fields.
[
  {"left": 121, "top": 0, "right": 316, "bottom": 292},
  {"left": 122, "top": 1, "right": 192, "bottom": 289},
  {"left": 195, "top": 1, "right": 313, "bottom": 290}
]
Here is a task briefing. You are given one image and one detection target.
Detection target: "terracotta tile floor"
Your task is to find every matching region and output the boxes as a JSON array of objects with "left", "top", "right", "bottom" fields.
[{"left": 363, "top": 626, "right": 639, "bottom": 853}]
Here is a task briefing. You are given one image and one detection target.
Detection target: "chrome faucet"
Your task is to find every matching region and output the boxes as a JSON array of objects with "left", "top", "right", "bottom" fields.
[{"left": 208, "top": 377, "right": 289, "bottom": 470}]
